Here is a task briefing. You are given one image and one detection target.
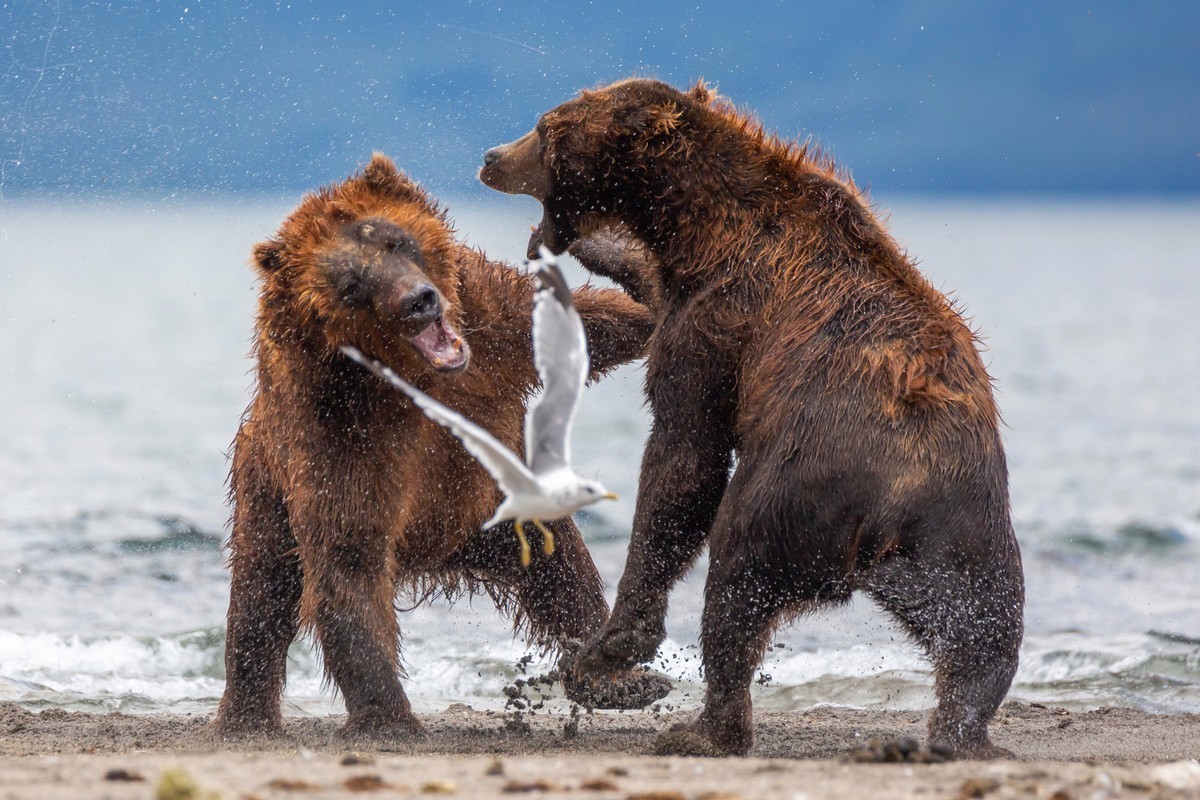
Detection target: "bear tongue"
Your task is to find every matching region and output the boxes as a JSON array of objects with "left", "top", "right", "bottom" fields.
[{"left": 410, "top": 316, "right": 469, "bottom": 372}]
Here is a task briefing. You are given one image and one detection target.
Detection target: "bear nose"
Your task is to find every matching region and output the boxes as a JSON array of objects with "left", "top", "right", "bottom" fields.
[
  {"left": 483, "top": 147, "right": 502, "bottom": 166},
  {"left": 408, "top": 285, "right": 441, "bottom": 318}
]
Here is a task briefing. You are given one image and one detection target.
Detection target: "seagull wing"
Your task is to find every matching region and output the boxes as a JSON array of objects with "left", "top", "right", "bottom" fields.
[
  {"left": 526, "top": 248, "right": 589, "bottom": 476},
  {"left": 340, "top": 346, "right": 542, "bottom": 497}
]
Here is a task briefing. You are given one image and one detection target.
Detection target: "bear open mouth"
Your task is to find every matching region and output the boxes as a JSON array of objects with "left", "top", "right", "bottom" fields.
[
  {"left": 526, "top": 221, "right": 546, "bottom": 260},
  {"left": 528, "top": 205, "right": 582, "bottom": 258},
  {"left": 527, "top": 216, "right": 573, "bottom": 259},
  {"left": 410, "top": 315, "right": 469, "bottom": 372}
]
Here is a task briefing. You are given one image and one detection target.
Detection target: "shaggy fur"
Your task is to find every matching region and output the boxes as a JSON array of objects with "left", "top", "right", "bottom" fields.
[
  {"left": 481, "top": 79, "right": 1024, "bottom": 757},
  {"left": 214, "top": 154, "right": 664, "bottom": 738}
]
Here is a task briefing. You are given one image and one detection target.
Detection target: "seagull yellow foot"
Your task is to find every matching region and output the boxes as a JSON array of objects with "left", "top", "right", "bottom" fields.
[
  {"left": 515, "top": 520, "right": 532, "bottom": 567},
  {"left": 532, "top": 518, "right": 556, "bottom": 556}
]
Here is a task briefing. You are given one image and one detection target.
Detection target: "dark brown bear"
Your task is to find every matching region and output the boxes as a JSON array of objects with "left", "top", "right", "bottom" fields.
[
  {"left": 213, "top": 153, "right": 668, "bottom": 739},
  {"left": 481, "top": 79, "right": 1024, "bottom": 758}
]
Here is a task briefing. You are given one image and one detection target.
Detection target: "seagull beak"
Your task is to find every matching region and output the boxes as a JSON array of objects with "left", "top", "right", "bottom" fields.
[{"left": 602, "top": 492, "right": 619, "bottom": 501}]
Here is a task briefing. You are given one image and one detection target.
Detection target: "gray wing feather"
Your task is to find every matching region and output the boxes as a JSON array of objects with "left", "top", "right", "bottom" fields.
[
  {"left": 526, "top": 250, "right": 589, "bottom": 475},
  {"left": 340, "top": 346, "right": 542, "bottom": 496}
]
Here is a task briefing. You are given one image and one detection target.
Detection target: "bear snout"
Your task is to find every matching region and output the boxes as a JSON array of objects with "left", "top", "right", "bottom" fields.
[
  {"left": 478, "top": 129, "right": 549, "bottom": 200},
  {"left": 407, "top": 284, "right": 441, "bottom": 318},
  {"left": 377, "top": 281, "right": 444, "bottom": 332}
]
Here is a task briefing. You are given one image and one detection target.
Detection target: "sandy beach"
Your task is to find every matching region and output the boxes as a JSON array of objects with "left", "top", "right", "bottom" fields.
[{"left": 2, "top": 702, "right": 1198, "bottom": 799}]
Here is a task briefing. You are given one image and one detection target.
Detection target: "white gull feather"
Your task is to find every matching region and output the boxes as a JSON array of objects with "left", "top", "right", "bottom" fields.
[{"left": 340, "top": 247, "right": 617, "bottom": 566}]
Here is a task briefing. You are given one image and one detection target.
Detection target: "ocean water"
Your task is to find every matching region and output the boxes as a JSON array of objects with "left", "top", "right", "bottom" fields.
[{"left": 1, "top": 195, "right": 1198, "bottom": 719}]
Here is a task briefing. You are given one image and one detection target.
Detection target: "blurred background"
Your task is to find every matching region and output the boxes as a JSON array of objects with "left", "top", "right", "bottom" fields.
[
  {"left": 3, "top": 1, "right": 1198, "bottom": 198},
  {"left": 2, "top": 2, "right": 1198, "bottom": 719}
]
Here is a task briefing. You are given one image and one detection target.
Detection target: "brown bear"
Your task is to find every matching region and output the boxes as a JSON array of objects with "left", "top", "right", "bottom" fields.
[
  {"left": 480, "top": 79, "right": 1025, "bottom": 758},
  {"left": 213, "top": 153, "right": 669, "bottom": 739}
]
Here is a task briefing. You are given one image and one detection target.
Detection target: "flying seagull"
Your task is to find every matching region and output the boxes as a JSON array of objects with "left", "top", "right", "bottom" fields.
[{"left": 340, "top": 248, "right": 617, "bottom": 566}]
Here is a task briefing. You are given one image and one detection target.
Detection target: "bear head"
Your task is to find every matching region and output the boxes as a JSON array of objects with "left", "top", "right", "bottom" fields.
[
  {"left": 255, "top": 153, "right": 470, "bottom": 374},
  {"left": 479, "top": 78, "right": 717, "bottom": 258}
]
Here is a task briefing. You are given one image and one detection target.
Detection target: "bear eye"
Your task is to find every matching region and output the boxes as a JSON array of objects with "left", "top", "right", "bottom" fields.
[
  {"left": 390, "top": 236, "right": 424, "bottom": 265},
  {"left": 330, "top": 263, "right": 373, "bottom": 309}
]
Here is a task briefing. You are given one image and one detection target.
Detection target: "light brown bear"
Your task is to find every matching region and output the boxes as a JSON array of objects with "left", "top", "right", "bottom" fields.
[
  {"left": 213, "top": 153, "right": 668, "bottom": 739},
  {"left": 481, "top": 80, "right": 1024, "bottom": 758}
]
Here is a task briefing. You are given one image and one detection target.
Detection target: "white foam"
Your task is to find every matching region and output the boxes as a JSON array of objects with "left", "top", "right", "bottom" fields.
[
  {"left": 2, "top": 623, "right": 1198, "bottom": 717},
  {"left": 0, "top": 629, "right": 223, "bottom": 711}
]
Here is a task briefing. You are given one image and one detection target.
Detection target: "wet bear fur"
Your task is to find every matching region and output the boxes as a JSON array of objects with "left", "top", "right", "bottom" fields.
[
  {"left": 214, "top": 153, "right": 665, "bottom": 738},
  {"left": 480, "top": 79, "right": 1024, "bottom": 757}
]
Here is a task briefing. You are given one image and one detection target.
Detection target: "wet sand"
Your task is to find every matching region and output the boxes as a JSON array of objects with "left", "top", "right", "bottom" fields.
[{"left": 2, "top": 702, "right": 1198, "bottom": 798}]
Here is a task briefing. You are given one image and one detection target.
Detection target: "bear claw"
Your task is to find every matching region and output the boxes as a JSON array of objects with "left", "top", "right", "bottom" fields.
[
  {"left": 561, "top": 668, "right": 671, "bottom": 710},
  {"left": 557, "top": 638, "right": 671, "bottom": 710},
  {"left": 573, "top": 626, "right": 664, "bottom": 676}
]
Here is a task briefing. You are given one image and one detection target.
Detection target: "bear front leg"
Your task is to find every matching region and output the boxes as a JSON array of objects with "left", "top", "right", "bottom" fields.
[
  {"left": 567, "top": 233, "right": 660, "bottom": 308},
  {"left": 301, "top": 537, "right": 421, "bottom": 739},
  {"left": 454, "top": 515, "right": 607, "bottom": 643},
  {"left": 457, "top": 253, "right": 650, "bottom": 379},
  {"left": 572, "top": 286, "right": 655, "bottom": 377},
  {"left": 214, "top": 449, "right": 302, "bottom": 737},
  {"left": 576, "top": 338, "right": 737, "bottom": 677},
  {"left": 454, "top": 517, "right": 670, "bottom": 709}
]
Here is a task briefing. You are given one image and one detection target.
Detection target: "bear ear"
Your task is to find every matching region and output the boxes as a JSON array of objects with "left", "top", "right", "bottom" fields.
[
  {"left": 688, "top": 79, "right": 717, "bottom": 105},
  {"left": 637, "top": 102, "right": 684, "bottom": 136},
  {"left": 362, "top": 152, "right": 402, "bottom": 190},
  {"left": 361, "top": 151, "right": 427, "bottom": 205},
  {"left": 252, "top": 239, "right": 285, "bottom": 273}
]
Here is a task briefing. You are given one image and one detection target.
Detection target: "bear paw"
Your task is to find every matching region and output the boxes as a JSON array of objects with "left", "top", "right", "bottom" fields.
[
  {"left": 653, "top": 721, "right": 745, "bottom": 757},
  {"left": 339, "top": 713, "right": 426, "bottom": 743},
  {"left": 208, "top": 713, "right": 285, "bottom": 741},
  {"left": 573, "top": 624, "right": 664, "bottom": 677},
  {"left": 560, "top": 666, "right": 671, "bottom": 710},
  {"left": 935, "top": 738, "right": 1014, "bottom": 760}
]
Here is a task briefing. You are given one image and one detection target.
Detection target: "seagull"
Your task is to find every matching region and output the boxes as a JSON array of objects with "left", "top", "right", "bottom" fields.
[{"left": 340, "top": 248, "right": 618, "bottom": 566}]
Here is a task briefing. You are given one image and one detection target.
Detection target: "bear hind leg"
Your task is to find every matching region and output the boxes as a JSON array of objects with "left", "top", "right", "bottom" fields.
[
  {"left": 660, "top": 546, "right": 791, "bottom": 756},
  {"left": 864, "top": 554, "right": 1023, "bottom": 758}
]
